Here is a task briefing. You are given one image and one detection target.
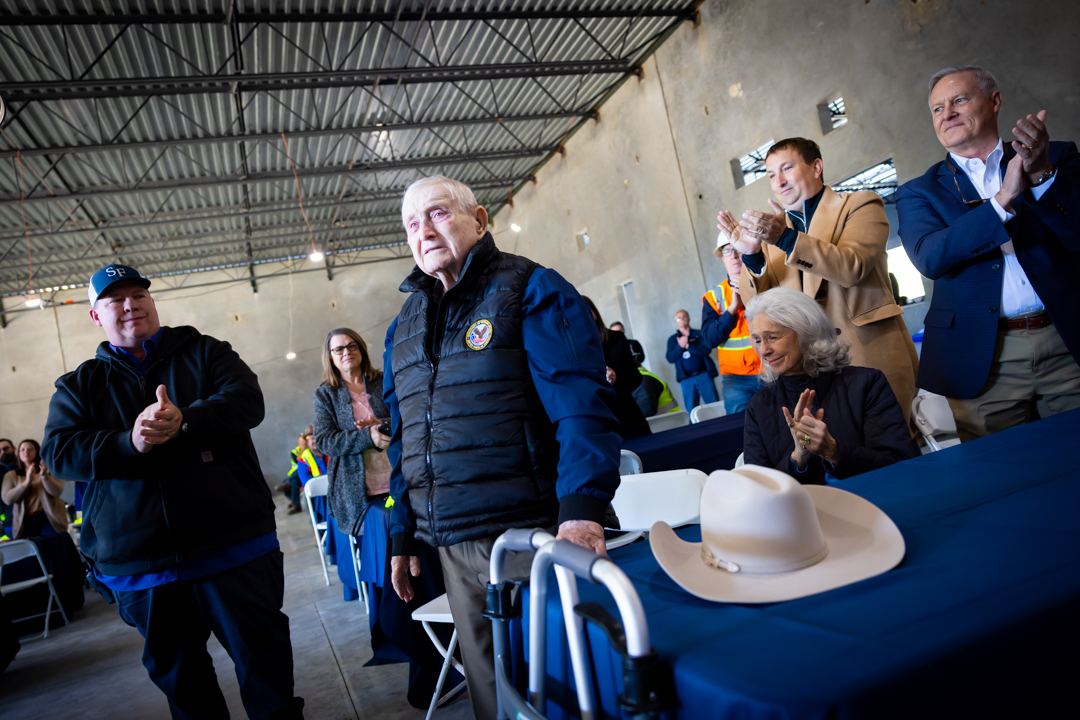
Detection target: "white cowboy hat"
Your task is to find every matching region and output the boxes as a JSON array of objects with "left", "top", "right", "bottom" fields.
[{"left": 650, "top": 465, "right": 905, "bottom": 603}]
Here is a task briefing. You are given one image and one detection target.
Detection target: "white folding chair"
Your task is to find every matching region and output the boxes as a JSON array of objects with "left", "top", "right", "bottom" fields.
[
  {"left": 606, "top": 450, "right": 648, "bottom": 550},
  {"left": 646, "top": 410, "right": 690, "bottom": 433},
  {"left": 347, "top": 534, "right": 371, "bottom": 615},
  {"left": 690, "top": 400, "right": 726, "bottom": 423},
  {"left": 619, "top": 449, "right": 644, "bottom": 476},
  {"left": 303, "top": 476, "right": 332, "bottom": 586},
  {"left": 912, "top": 392, "right": 961, "bottom": 452},
  {"left": 412, "top": 593, "right": 467, "bottom": 720},
  {"left": 0, "top": 539, "right": 70, "bottom": 639},
  {"left": 611, "top": 469, "right": 708, "bottom": 531}
]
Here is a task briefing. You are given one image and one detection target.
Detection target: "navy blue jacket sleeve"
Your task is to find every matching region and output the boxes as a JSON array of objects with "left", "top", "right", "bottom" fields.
[
  {"left": 521, "top": 268, "right": 622, "bottom": 526},
  {"left": 896, "top": 173, "right": 1015, "bottom": 280},
  {"left": 700, "top": 296, "right": 738, "bottom": 349},
  {"left": 665, "top": 333, "right": 682, "bottom": 365},
  {"left": 1021, "top": 141, "right": 1080, "bottom": 250},
  {"left": 384, "top": 317, "right": 421, "bottom": 557}
]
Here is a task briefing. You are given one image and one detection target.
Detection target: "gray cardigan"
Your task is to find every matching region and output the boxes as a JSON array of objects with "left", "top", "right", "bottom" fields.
[{"left": 312, "top": 372, "right": 390, "bottom": 536}]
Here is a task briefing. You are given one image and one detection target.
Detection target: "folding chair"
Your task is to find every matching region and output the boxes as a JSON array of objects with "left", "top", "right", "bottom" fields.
[
  {"left": 347, "top": 535, "right": 370, "bottom": 614},
  {"left": 303, "top": 476, "right": 332, "bottom": 586},
  {"left": 412, "top": 593, "right": 467, "bottom": 719},
  {"left": 612, "top": 469, "right": 707, "bottom": 531},
  {"left": 645, "top": 410, "right": 689, "bottom": 433},
  {"left": 690, "top": 400, "right": 726, "bottom": 423},
  {"left": 487, "top": 529, "right": 671, "bottom": 720},
  {"left": 619, "top": 449, "right": 644, "bottom": 476},
  {"left": 911, "top": 392, "right": 961, "bottom": 452},
  {"left": 0, "top": 539, "right": 70, "bottom": 639}
]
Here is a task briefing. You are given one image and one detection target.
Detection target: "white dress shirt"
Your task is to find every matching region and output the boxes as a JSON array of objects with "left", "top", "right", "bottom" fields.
[{"left": 949, "top": 139, "right": 1056, "bottom": 318}]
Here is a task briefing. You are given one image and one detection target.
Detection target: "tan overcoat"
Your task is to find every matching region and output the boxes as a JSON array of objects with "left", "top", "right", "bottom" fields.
[
  {"left": 740, "top": 186, "right": 920, "bottom": 428},
  {"left": 2, "top": 468, "right": 68, "bottom": 539}
]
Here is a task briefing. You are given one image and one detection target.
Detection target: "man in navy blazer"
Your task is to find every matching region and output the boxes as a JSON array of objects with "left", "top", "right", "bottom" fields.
[{"left": 897, "top": 65, "right": 1080, "bottom": 441}]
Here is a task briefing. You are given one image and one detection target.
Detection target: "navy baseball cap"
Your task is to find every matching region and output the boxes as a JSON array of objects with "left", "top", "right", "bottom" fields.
[{"left": 88, "top": 264, "right": 151, "bottom": 306}]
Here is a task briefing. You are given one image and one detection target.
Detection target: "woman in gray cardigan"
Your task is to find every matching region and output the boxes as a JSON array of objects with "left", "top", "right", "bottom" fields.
[{"left": 312, "top": 328, "right": 392, "bottom": 537}]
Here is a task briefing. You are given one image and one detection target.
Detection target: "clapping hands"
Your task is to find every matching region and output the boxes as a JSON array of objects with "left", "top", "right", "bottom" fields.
[
  {"left": 782, "top": 389, "right": 839, "bottom": 469},
  {"left": 131, "top": 385, "right": 183, "bottom": 454}
]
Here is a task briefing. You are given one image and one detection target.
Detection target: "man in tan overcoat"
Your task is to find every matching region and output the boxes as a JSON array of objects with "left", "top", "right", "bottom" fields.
[{"left": 717, "top": 137, "right": 919, "bottom": 428}]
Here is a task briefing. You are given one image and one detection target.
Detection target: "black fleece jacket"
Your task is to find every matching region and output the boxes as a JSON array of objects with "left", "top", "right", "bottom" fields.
[
  {"left": 743, "top": 366, "right": 919, "bottom": 484},
  {"left": 41, "top": 326, "right": 275, "bottom": 575}
]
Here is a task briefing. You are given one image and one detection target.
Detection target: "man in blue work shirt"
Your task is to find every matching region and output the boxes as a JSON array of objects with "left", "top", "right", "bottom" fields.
[
  {"left": 383, "top": 176, "right": 622, "bottom": 720},
  {"left": 42, "top": 264, "right": 303, "bottom": 720},
  {"left": 666, "top": 308, "right": 720, "bottom": 411}
]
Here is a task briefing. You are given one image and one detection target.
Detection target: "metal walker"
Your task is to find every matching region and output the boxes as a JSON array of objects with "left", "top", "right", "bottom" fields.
[{"left": 486, "top": 528, "right": 672, "bottom": 720}]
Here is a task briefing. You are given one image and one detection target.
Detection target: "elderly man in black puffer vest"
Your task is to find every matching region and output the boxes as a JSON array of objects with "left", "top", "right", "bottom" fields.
[{"left": 382, "top": 176, "right": 622, "bottom": 720}]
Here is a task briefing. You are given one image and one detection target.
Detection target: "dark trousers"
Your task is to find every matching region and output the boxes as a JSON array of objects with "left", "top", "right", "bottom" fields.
[
  {"left": 114, "top": 550, "right": 304, "bottom": 720},
  {"left": 290, "top": 474, "right": 303, "bottom": 507}
]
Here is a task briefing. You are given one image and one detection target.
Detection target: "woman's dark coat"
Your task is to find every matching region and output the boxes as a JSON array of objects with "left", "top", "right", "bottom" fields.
[{"left": 743, "top": 366, "right": 919, "bottom": 484}]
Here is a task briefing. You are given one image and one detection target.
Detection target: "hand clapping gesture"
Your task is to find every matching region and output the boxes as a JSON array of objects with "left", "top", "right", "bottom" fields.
[
  {"left": 782, "top": 389, "right": 840, "bottom": 470},
  {"left": 131, "top": 385, "right": 183, "bottom": 454}
]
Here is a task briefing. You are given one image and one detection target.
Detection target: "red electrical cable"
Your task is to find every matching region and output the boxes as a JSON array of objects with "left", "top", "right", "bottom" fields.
[
  {"left": 281, "top": 133, "right": 317, "bottom": 255},
  {"left": 16, "top": 149, "right": 35, "bottom": 297}
]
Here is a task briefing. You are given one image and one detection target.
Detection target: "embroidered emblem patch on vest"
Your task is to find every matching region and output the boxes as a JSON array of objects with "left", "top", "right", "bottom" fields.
[{"left": 465, "top": 319, "right": 493, "bottom": 350}]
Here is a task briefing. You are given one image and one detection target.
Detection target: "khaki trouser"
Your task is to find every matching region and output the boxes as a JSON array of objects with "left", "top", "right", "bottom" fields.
[
  {"left": 947, "top": 323, "right": 1080, "bottom": 442},
  {"left": 438, "top": 534, "right": 541, "bottom": 720}
]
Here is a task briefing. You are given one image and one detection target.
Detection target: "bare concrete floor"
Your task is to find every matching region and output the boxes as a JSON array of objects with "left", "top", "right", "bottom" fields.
[{"left": 0, "top": 490, "right": 475, "bottom": 720}]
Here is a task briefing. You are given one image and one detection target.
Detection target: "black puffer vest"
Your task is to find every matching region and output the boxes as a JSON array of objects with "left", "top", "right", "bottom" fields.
[{"left": 391, "top": 234, "right": 559, "bottom": 546}]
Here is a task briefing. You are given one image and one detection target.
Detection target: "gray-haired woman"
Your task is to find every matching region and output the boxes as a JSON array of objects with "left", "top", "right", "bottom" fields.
[
  {"left": 742, "top": 288, "right": 919, "bottom": 484},
  {"left": 312, "top": 328, "right": 392, "bottom": 537}
]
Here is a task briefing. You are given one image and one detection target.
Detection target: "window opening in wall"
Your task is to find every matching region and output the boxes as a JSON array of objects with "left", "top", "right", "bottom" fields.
[
  {"left": 835, "top": 158, "right": 898, "bottom": 203},
  {"left": 731, "top": 139, "right": 775, "bottom": 189},
  {"left": 575, "top": 227, "right": 591, "bottom": 252},
  {"left": 887, "top": 246, "right": 926, "bottom": 304},
  {"left": 818, "top": 96, "right": 848, "bottom": 134}
]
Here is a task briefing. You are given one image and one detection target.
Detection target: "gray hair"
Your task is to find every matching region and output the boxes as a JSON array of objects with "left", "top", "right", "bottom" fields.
[
  {"left": 928, "top": 65, "right": 999, "bottom": 103},
  {"left": 400, "top": 175, "right": 479, "bottom": 227},
  {"left": 745, "top": 287, "right": 851, "bottom": 383}
]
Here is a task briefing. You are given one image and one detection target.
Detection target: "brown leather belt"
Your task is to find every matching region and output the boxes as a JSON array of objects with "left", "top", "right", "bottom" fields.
[{"left": 999, "top": 312, "right": 1052, "bottom": 331}]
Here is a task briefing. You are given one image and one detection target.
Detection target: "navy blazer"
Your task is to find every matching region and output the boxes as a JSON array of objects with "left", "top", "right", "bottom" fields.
[{"left": 896, "top": 141, "right": 1080, "bottom": 398}]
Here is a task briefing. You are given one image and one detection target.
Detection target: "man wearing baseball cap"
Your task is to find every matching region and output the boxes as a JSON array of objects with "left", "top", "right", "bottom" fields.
[{"left": 42, "top": 264, "right": 303, "bottom": 719}]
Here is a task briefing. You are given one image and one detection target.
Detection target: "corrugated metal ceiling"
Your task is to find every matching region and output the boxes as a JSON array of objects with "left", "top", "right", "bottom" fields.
[{"left": 0, "top": 0, "right": 701, "bottom": 305}]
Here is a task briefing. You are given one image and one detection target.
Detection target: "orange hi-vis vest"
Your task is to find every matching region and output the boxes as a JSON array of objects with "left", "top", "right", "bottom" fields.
[{"left": 703, "top": 279, "right": 761, "bottom": 377}]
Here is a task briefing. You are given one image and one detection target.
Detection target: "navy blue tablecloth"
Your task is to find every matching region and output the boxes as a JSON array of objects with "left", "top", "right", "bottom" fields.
[
  {"left": 530, "top": 408, "right": 1080, "bottom": 719},
  {"left": 622, "top": 412, "right": 744, "bottom": 474}
]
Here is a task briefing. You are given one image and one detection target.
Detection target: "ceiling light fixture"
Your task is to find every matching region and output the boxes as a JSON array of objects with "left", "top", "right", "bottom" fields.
[
  {"left": 510, "top": 223, "right": 522, "bottom": 232},
  {"left": 25, "top": 296, "right": 41, "bottom": 308},
  {"left": 286, "top": 352, "right": 297, "bottom": 360}
]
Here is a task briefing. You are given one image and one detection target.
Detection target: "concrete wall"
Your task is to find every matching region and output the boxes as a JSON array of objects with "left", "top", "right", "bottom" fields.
[
  {"left": 3, "top": 0, "right": 1078, "bottom": 472},
  {"left": 493, "top": 0, "right": 1080, "bottom": 404},
  {"left": 0, "top": 256, "right": 414, "bottom": 479}
]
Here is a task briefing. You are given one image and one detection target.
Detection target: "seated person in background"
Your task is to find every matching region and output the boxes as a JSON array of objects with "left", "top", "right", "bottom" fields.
[
  {"left": 719, "top": 137, "right": 919, "bottom": 429},
  {"left": 632, "top": 357, "right": 681, "bottom": 418},
  {"left": 701, "top": 238, "right": 762, "bottom": 413},
  {"left": 666, "top": 309, "right": 720, "bottom": 411},
  {"left": 276, "top": 431, "right": 307, "bottom": 496},
  {"left": 1, "top": 439, "right": 68, "bottom": 539},
  {"left": 584, "top": 298, "right": 651, "bottom": 439},
  {"left": 292, "top": 432, "right": 328, "bottom": 516},
  {"left": 286, "top": 425, "right": 312, "bottom": 513},
  {"left": 743, "top": 288, "right": 919, "bottom": 485},
  {"left": 609, "top": 321, "right": 645, "bottom": 365}
]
